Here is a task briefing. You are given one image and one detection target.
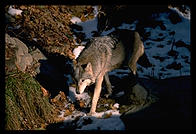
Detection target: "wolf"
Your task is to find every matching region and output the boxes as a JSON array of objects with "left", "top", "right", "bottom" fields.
[{"left": 73, "top": 29, "right": 151, "bottom": 115}]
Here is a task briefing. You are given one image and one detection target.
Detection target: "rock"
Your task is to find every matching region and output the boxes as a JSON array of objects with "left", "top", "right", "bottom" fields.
[
  {"left": 5, "top": 34, "right": 33, "bottom": 72},
  {"left": 16, "top": 53, "right": 33, "bottom": 72},
  {"left": 120, "top": 76, "right": 192, "bottom": 130},
  {"left": 30, "top": 48, "right": 47, "bottom": 74},
  {"left": 30, "top": 48, "right": 47, "bottom": 62},
  {"left": 129, "top": 84, "right": 148, "bottom": 105},
  {"left": 120, "top": 101, "right": 190, "bottom": 129}
]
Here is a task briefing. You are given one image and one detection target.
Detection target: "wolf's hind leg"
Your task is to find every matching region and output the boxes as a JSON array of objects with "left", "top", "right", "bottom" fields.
[
  {"left": 104, "top": 73, "right": 112, "bottom": 98},
  {"left": 128, "top": 32, "right": 144, "bottom": 75}
]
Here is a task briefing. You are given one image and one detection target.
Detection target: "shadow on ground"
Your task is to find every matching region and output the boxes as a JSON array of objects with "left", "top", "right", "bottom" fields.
[
  {"left": 35, "top": 54, "right": 73, "bottom": 98},
  {"left": 121, "top": 76, "right": 192, "bottom": 130}
]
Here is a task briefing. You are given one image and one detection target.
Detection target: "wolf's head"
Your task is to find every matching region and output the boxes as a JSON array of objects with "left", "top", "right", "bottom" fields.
[{"left": 73, "top": 62, "right": 95, "bottom": 94}]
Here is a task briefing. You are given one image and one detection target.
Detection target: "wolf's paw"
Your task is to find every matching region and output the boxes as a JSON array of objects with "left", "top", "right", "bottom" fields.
[{"left": 87, "top": 111, "right": 96, "bottom": 116}]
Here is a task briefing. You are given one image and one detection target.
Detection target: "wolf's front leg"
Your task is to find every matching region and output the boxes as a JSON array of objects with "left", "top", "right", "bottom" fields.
[
  {"left": 88, "top": 74, "right": 104, "bottom": 115},
  {"left": 104, "top": 73, "right": 112, "bottom": 98}
]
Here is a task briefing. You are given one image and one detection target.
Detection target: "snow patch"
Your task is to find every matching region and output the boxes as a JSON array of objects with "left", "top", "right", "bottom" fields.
[
  {"left": 77, "top": 17, "right": 98, "bottom": 39},
  {"left": 33, "top": 38, "right": 37, "bottom": 42},
  {"left": 169, "top": 6, "right": 191, "bottom": 20},
  {"left": 62, "top": 86, "right": 125, "bottom": 130},
  {"left": 113, "top": 103, "right": 120, "bottom": 109},
  {"left": 137, "top": 11, "right": 190, "bottom": 79},
  {"left": 155, "top": 12, "right": 190, "bottom": 44},
  {"left": 73, "top": 46, "right": 85, "bottom": 59},
  {"left": 70, "top": 16, "right": 82, "bottom": 24},
  {"left": 8, "top": 6, "right": 23, "bottom": 16},
  {"left": 76, "top": 110, "right": 125, "bottom": 130},
  {"left": 68, "top": 86, "right": 91, "bottom": 106},
  {"left": 92, "top": 6, "right": 99, "bottom": 17}
]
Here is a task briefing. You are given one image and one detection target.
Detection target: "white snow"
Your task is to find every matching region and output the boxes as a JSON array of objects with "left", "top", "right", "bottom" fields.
[
  {"left": 77, "top": 18, "right": 98, "bottom": 39},
  {"left": 8, "top": 6, "right": 23, "bottom": 16},
  {"left": 73, "top": 46, "right": 85, "bottom": 59},
  {"left": 70, "top": 16, "right": 82, "bottom": 24},
  {"left": 155, "top": 12, "right": 190, "bottom": 44},
  {"left": 92, "top": 6, "right": 99, "bottom": 17},
  {"left": 68, "top": 86, "right": 91, "bottom": 106},
  {"left": 33, "top": 38, "right": 37, "bottom": 42},
  {"left": 59, "top": 85, "right": 125, "bottom": 130},
  {"left": 113, "top": 103, "right": 120, "bottom": 109},
  {"left": 75, "top": 109, "right": 125, "bottom": 130},
  {"left": 71, "top": 16, "right": 98, "bottom": 39},
  {"left": 168, "top": 5, "right": 191, "bottom": 20},
  {"left": 137, "top": 9, "right": 191, "bottom": 79}
]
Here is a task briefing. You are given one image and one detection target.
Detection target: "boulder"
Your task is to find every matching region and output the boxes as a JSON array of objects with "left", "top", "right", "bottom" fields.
[
  {"left": 5, "top": 34, "right": 33, "bottom": 72},
  {"left": 129, "top": 84, "right": 148, "bottom": 105},
  {"left": 120, "top": 76, "right": 192, "bottom": 130}
]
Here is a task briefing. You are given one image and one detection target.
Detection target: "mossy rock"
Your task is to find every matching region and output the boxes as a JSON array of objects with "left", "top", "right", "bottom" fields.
[{"left": 5, "top": 70, "right": 55, "bottom": 130}]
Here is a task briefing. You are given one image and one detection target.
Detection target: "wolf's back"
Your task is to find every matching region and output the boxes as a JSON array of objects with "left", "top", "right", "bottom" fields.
[{"left": 77, "top": 36, "right": 118, "bottom": 64}]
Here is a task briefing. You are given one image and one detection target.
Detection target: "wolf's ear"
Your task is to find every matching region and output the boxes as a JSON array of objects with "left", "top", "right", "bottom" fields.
[{"left": 85, "top": 62, "right": 93, "bottom": 72}]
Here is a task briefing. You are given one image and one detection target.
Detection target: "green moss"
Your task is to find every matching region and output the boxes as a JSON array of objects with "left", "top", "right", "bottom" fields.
[{"left": 5, "top": 70, "right": 55, "bottom": 130}]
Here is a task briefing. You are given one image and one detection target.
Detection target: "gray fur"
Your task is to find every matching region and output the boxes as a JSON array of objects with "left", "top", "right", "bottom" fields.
[{"left": 74, "top": 29, "right": 144, "bottom": 115}]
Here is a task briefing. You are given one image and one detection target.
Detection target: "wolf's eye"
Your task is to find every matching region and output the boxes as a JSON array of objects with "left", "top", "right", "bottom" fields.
[
  {"left": 81, "top": 64, "right": 87, "bottom": 70},
  {"left": 81, "top": 79, "right": 85, "bottom": 82}
]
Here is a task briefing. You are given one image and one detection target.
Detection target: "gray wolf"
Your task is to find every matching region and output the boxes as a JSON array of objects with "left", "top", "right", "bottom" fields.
[{"left": 73, "top": 29, "right": 150, "bottom": 115}]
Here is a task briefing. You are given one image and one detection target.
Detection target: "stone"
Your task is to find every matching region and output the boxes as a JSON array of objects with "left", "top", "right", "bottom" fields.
[
  {"left": 120, "top": 76, "right": 192, "bottom": 130},
  {"left": 30, "top": 48, "right": 47, "bottom": 62},
  {"left": 129, "top": 84, "right": 148, "bottom": 105},
  {"left": 16, "top": 53, "right": 33, "bottom": 72},
  {"left": 5, "top": 34, "right": 33, "bottom": 72}
]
